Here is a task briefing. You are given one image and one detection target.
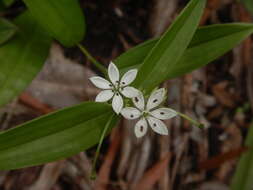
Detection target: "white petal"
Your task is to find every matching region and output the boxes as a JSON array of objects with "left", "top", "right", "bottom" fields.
[
  {"left": 89, "top": 76, "right": 112, "bottom": 89},
  {"left": 95, "top": 90, "right": 114, "bottom": 102},
  {"left": 121, "top": 107, "right": 141, "bottom": 120},
  {"left": 120, "top": 86, "right": 139, "bottom": 98},
  {"left": 120, "top": 69, "right": 138, "bottom": 86},
  {"left": 150, "top": 108, "right": 177, "bottom": 120},
  {"left": 112, "top": 93, "right": 123, "bottom": 114},
  {"left": 134, "top": 118, "right": 148, "bottom": 138},
  {"left": 146, "top": 88, "right": 166, "bottom": 110},
  {"left": 132, "top": 91, "right": 145, "bottom": 110},
  {"left": 108, "top": 62, "right": 120, "bottom": 85},
  {"left": 147, "top": 116, "right": 168, "bottom": 135}
]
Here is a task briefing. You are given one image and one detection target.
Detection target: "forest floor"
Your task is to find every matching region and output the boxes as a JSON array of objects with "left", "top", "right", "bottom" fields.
[{"left": 0, "top": 0, "right": 253, "bottom": 189}]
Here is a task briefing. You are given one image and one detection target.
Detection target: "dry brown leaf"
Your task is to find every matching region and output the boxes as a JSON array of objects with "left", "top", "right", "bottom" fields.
[
  {"left": 94, "top": 128, "right": 121, "bottom": 190},
  {"left": 211, "top": 82, "right": 237, "bottom": 108},
  {"left": 19, "top": 92, "right": 55, "bottom": 114},
  {"left": 133, "top": 153, "right": 171, "bottom": 190},
  {"left": 198, "top": 147, "right": 248, "bottom": 171}
]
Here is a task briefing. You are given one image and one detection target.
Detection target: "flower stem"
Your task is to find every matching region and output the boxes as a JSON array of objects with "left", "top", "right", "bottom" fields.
[
  {"left": 176, "top": 112, "right": 204, "bottom": 129},
  {"left": 77, "top": 43, "right": 107, "bottom": 75},
  {"left": 90, "top": 114, "right": 114, "bottom": 180}
]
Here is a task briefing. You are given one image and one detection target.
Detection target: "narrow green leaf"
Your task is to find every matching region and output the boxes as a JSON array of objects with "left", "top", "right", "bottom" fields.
[
  {"left": 23, "top": 0, "right": 85, "bottom": 47},
  {"left": 242, "top": 0, "right": 253, "bottom": 15},
  {"left": 231, "top": 124, "right": 253, "bottom": 190},
  {"left": 0, "top": 102, "right": 118, "bottom": 170},
  {"left": 0, "top": 12, "right": 51, "bottom": 106},
  {"left": 133, "top": 0, "right": 206, "bottom": 92},
  {"left": 0, "top": 17, "right": 17, "bottom": 45},
  {"left": 168, "top": 23, "right": 253, "bottom": 78},
  {"left": 115, "top": 23, "right": 253, "bottom": 80}
]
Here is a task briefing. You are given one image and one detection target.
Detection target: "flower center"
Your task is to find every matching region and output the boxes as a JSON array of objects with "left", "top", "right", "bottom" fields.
[
  {"left": 142, "top": 110, "right": 149, "bottom": 117},
  {"left": 112, "top": 81, "right": 122, "bottom": 93}
]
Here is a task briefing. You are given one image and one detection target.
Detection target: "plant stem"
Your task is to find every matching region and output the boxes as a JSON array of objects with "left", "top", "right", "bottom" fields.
[
  {"left": 176, "top": 112, "right": 204, "bottom": 129},
  {"left": 77, "top": 43, "right": 107, "bottom": 75},
  {"left": 90, "top": 114, "right": 114, "bottom": 180}
]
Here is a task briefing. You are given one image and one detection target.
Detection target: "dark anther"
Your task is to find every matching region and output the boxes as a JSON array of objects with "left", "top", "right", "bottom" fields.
[
  {"left": 140, "top": 126, "right": 143, "bottom": 132},
  {"left": 134, "top": 97, "right": 139, "bottom": 102},
  {"left": 116, "top": 93, "right": 119, "bottom": 96},
  {"left": 130, "top": 114, "right": 134, "bottom": 118},
  {"left": 122, "top": 82, "right": 125, "bottom": 85},
  {"left": 153, "top": 99, "right": 158, "bottom": 103},
  {"left": 160, "top": 112, "right": 164, "bottom": 115},
  {"left": 153, "top": 123, "right": 157, "bottom": 127},
  {"left": 109, "top": 84, "right": 113, "bottom": 87}
]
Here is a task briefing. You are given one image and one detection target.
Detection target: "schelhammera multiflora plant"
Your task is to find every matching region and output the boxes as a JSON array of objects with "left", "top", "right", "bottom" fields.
[
  {"left": 89, "top": 62, "right": 203, "bottom": 178},
  {"left": 1, "top": 0, "right": 253, "bottom": 185}
]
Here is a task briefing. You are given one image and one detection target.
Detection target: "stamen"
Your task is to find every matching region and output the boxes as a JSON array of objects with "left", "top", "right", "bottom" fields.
[
  {"left": 140, "top": 126, "right": 143, "bottom": 132},
  {"left": 153, "top": 99, "right": 158, "bottom": 103},
  {"left": 160, "top": 112, "right": 164, "bottom": 115},
  {"left": 134, "top": 97, "right": 139, "bottom": 102},
  {"left": 130, "top": 114, "right": 134, "bottom": 118},
  {"left": 153, "top": 123, "right": 157, "bottom": 127}
]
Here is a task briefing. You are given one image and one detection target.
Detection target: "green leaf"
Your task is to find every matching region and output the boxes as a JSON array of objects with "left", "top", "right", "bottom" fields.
[
  {"left": 0, "top": 12, "right": 51, "bottom": 107},
  {"left": 242, "top": 0, "right": 253, "bottom": 15},
  {"left": 23, "top": 0, "right": 85, "bottom": 47},
  {"left": 0, "top": 102, "right": 118, "bottom": 170},
  {"left": 115, "top": 23, "right": 253, "bottom": 81},
  {"left": 133, "top": 0, "right": 206, "bottom": 92},
  {"left": 0, "top": 17, "right": 17, "bottom": 45},
  {"left": 231, "top": 124, "right": 253, "bottom": 190},
  {"left": 169, "top": 23, "right": 253, "bottom": 78}
]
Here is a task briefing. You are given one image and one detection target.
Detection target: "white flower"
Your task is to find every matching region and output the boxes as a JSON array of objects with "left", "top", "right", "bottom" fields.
[
  {"left": 90, "top": 62, "right": 139, "bottom": 114},
  {"left": 121, "top": 88, "right": 177, "bottom": 138}
]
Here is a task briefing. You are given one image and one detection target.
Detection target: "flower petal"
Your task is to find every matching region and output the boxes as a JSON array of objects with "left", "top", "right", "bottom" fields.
[
  {"left": 95, "top": 90, "right": 114, "bottom": 102},
  {"left": 132, "top": 91, "right": 145, "bottom": 110},
  {"left": 112, "top": 93, "right": 123, "bottom": 114},
  {"left": 108, "top": 62, "right": 120, "bottom": 85},
  {"left": 89, "top": 76, "right": 112, "bottom": 89},
  {"left": 120, "top": 69, "right": 138, "bottom": 86},
  {"left": 134, "top": 118, "right": 148, "bottom": 138},
  {"left": 147, "top": 116, "right": 168, "bottom": 135},
  {"left": 121, "top": 107, "right": 141, "bottom": 120},
  {"left": 146, "top": 88, "right": 166, "bottom": 110},
  {"left": 150, "top": 108, "right": 177, "bottom": 120},
  {"left": 120, "top": 86, "right": 139, "bottom": 98}
]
